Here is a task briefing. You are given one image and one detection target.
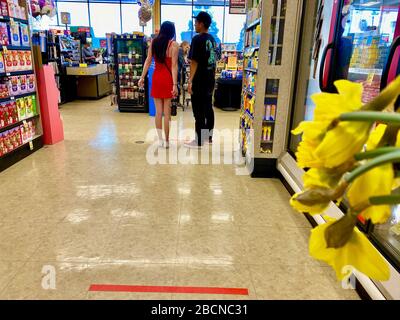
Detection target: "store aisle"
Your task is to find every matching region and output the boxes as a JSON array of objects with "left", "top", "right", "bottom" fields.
[{"left": 0, "top": 98, "right": 358, "bottom": 300}]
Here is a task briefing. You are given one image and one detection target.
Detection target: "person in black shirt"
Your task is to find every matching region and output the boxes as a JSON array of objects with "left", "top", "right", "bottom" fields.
[{"left": 185, "top": 11, "right": 217, "bottom": 148}]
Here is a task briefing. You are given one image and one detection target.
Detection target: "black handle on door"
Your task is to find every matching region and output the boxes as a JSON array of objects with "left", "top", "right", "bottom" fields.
[
  {"left": 381, "top": 36, "right": 400, "bottom": 91},
  {"left": 319, "top": 42, "right": 334, "bottom": 92}
]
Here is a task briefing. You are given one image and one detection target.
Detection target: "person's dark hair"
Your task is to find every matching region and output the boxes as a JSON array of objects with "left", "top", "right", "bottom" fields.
[
  {"left": 152, "top": 21, "right": 176, "bottom": 62},
  {"left": 195, "top": 11, "right": 212, "bottom": 29}
]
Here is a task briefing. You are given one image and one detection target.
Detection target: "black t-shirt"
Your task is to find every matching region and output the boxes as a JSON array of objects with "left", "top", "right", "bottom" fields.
[{"left": 188, "top": 33, "right": 217, "bottom": 94}]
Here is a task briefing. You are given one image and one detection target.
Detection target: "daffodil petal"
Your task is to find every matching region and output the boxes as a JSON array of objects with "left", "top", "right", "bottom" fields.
[
  {"left": 290, "top": 193, "right": 329, "bottom": 214},
  {"left": 366, "top": 124, "right": 387, "bottom": 151},
  {"left": 361, "top": 205, "right": 391, "bottom": 224},
  {"left": 314, "top": 122, "right": 371, "bottom": 168},
  {"left": 348, "top": 163, "right": 394, "bottom": 212},
  {"left": 303, "top": 168, "right": 341, "bottom": 189},
  {"left": 310, "top": 220, "right": 390, "bottom": 281}
]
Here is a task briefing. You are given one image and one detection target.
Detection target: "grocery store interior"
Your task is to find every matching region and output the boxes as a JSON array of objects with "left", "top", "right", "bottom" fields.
[{"left": 0, "top": 0, "right": 400, "bottom": 300}]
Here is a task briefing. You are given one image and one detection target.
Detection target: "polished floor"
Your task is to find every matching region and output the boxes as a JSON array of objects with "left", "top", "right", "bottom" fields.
[{"left": 0, "top": 98, "right": 359, "bottom": 300}]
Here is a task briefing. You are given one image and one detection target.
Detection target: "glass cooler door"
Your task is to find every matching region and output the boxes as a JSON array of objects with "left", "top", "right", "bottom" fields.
[{"left": 338, "top": 0, "right": 400, "bottom": 103}]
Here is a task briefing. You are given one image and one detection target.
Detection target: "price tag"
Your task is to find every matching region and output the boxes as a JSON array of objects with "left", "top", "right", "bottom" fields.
[
  {"left": 10, "top": 96, "right": 14, "bottom": 100},
  {"left": 6, "top": 72, "right": 10, "bottom": 76},
  {"left": 79, "top": 63, "right": 87, "bottom": 68},
  {"left": 2, "top": 45, "right": 7, "bottom": 53},
  {"left": 367, "top": 73, "right": 374, "bottom": 85},
  {"left": 29, "top": 141, "right": 33, "bottom": 150},
  {"left": 23, "top": 120, "right": 27, "bottom": 126}
]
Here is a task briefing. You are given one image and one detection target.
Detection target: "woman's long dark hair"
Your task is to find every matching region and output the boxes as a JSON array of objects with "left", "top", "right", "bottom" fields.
[{"left": 152, "top": 21, "right": 176, "bottom": 63}]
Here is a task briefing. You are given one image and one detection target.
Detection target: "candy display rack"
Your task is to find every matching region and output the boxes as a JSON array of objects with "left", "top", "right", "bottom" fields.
[
  {"left": 0, "top": 0, "right": 43, "bottom": 172},
  {"left": 239, "top": 0, "right": 303, "bottom": 176}
]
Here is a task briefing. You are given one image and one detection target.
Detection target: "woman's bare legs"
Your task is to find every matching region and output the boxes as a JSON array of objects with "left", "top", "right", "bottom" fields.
[
  {"left": 163, "top": 98, "right": 171, "bottom": 143},
  {"left": 154, "top": 98, "right": 164, "bottom": 144}
]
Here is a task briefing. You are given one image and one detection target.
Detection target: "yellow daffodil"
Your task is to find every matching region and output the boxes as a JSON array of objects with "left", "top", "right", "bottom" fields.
[
  {"left": 290, "top": 192, "right": 330, "bottom": 214},
  {"left": 303, "top": 168, "right": 342, "bottom": 189},
  {"left": 310, "top": 218, "right": 390, "bottom": 281},
  {"left": 347, "top": 163, "right": 394, "bottom": 224},
  {"left": 312, "top": 80, "right": 363, "bottom": 122},
  {"left": 366, "top": 124, "right": 387, "bottom": 150},
  {"left": 292, "top": 121, "right": 328, "bottom": 168},
  {"left": 314, "top": 121, "right": 371, "bottom": 168}
]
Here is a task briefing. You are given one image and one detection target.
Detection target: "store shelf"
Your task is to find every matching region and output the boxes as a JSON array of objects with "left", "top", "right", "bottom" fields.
[
  {"left": 0, "top": 16, "right": 28, "bottom": 24},
  {"left": 247, "top": 18, "right": 261, "bottom": 30},
  {"left": 0, "top": 70, "right": 34, "bottom": 77},
  {"left": 244, "top": 67, "right": 258, "bottom": 73},
  {"left": 1, "top": 45, "right": 31, "bottom": 51},
  {"left": 9, "top": 17, "right": 29, "bottom": 24},
  {"left": 272, "top": 16, "right": 285, "bottom": 19},
  {"left": 260, "top": 139, "right": 274, "bottom": 144},
  {"left": 0, "top": 92, "right": 36, "bottom": 103},
  {"left": 245, "top": 46, "right": 260, "bottom": 51},
  {"left": 263, "top": 120, "right": 276, "bottom": 124},
  {"left": 0, "top": 134, "right": 42, "bottom": 161},
  {"left": 0, "top": 114, "right": 40, "bottom": 134},
  {"left": 348, "top": 67, "right": 383, "bottom": 75},
  {"left": 265, "top": 94, "right": 278, "bottom": 98}
]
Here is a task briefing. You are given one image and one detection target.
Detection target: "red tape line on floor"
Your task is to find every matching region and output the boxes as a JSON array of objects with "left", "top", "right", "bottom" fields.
[{"left": 89, "top": 284, "right": 249, "bottom": 296}]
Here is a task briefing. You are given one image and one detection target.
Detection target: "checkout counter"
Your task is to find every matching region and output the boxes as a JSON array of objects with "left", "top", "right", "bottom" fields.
[{"left": 66, "top": 64, "right": 111, "bottom": 99}]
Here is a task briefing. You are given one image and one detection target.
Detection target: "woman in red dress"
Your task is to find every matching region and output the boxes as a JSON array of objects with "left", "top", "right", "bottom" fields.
[{"left": 139, "top": 22, "right": 179, "bottom": 148}]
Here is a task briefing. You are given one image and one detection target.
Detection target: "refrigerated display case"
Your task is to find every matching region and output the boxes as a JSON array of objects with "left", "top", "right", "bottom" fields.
[
  {"left": 280, "top": 0, "right": 400, "bottom": 300},
  {"left": 114, "top": 34, "right": 148, "bottom": 112}
]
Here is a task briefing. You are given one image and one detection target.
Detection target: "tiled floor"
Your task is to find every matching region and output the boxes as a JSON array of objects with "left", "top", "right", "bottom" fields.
[{"left": 0, "top": 98, "right": 359, "bottom": 300}]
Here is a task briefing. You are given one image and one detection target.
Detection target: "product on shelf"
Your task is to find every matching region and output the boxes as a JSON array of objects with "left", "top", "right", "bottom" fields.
[
  {"left": 0, "top": 78, "right": 9, "bottom": 97},
  {"left": 6, "top": 0, "right": 26, "bottom": 20},
  {"left": 19, "top": 23, "right": 29, "bottom": 46},
  {"left": 3, "top": 50, "right": 11, "bottom": 71},
  {"left": 17, "top": 50, "right": 25, "bottom": 69},
  {"left": 24, "top": 95, "right": 34, "bottom": 117},
  {"left": 19, "top": 74, "right": 26, "bottom": 93},
  {"left": 26, "top": 74, "right": 35, "bottom": 92},
  {"left": 0, "top": 51, "right": 5, "bottom": 73},
  {"left": 0, "top": 22, "right": 9, "bottom": 45},
  {"left": 20, "top": 119, "right": 35, "bottom": 143},
  {"left": 8, "top": 20, "right": 20, "bottom": 46},
  {"left": 264, "top": 104, "right": 276, "bottom": 120},
  {"left": 0, "top": 100, "right": 17, "bottom": 128},
  {"left": 24, "top": 51, "right": 32, "bottom": 70},
  {"left": 0, "top": 0, "right": 9, "bottom": 17},
  {"left": 9, "top": 75, "right": 18, "bottom": 94}
]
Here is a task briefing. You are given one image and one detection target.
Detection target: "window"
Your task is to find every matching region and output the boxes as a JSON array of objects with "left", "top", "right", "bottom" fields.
[
  {"left": 194, "top": 5, "right": 224, "bottom": 44},
  {"left": 224, "top": 8, "right": 246, "bottom": 50},
  {"left": 90, "top": 3, "right": 122, "bottom": 37},
  {"left": 57, "top": 2, "right": 90, "bottom": 27},
  {"left": 161, "top": 4, "right": 193, "bottom": 43},
  {"left": 122, "top": 3, "right": 152, "bottom": 35}
]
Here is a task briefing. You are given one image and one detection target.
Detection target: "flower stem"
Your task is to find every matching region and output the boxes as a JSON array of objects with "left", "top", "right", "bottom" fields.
[
  {"left": 344, "top": 150, "right": 400, "bottom": 183},
  {"left": 370, "top": 195, "right": 400, "bottom": 205},
  {"left": 339, "top": 111, "right": 400, "bottom": 123},
  {"left": 355, "top": 147, "right": 400, "bottom": 161}
]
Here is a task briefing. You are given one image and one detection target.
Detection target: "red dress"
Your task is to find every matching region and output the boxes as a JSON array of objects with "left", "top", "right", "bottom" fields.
[{"left": 151, "top": 42, "right": 173, "bottom": 99}]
